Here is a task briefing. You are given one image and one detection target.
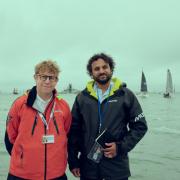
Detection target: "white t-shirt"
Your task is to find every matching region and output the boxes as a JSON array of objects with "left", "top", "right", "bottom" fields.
[{"left": 33, "top": 94, "right": 52, "bottom": 113}]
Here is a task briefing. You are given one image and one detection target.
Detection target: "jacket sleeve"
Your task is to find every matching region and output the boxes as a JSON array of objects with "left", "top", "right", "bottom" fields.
[
  {"left": 4, "top": 99, "right": 21, "bottom": 155},
  {"left": 68, "top": 95, "right": 82, "bottom": 171},
  {"left": 62, "top": 100, "right": 72, "bottom": 134},
  {"left": 4, "top": 130, "right": 13, "bottom": 155},
  {"left": 118, "top": 89, "right": 148, "bottom": 154}
]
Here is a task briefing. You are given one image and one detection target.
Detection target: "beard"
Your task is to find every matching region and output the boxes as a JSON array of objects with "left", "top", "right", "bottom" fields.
[{"left": 93, "top": 73, "right": 112, "bottom": 85}]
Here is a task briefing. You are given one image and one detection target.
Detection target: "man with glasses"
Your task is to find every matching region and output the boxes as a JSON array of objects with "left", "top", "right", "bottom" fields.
[
  {"left": 68, "top": 53, "right": 148, "bottom": 180},
  {"left": 5, "top": 60, "right": 71, "bottom": 180}
]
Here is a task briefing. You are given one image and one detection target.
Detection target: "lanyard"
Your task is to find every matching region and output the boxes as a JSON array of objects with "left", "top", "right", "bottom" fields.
[
  {"left": 38, "top": 102, "right": 56, "bottom": 130},
  {"left": 97, "top": 85, "right": 112, "bottom": 133}
]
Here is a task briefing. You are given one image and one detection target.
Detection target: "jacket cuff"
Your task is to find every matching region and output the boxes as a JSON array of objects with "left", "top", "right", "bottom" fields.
[
  {"left": 116, "top": 142, "right": 127, "bottom": 155},
  {"left": 68, "top": 159, "right": 80, "bottom": 171},
  {"left": 4, "top": 131, "right": 13, "bottom": 155}
]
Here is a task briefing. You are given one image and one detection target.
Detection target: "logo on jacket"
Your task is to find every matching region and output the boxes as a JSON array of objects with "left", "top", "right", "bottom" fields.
[
  {"left": 54, "top": 110, "right": 64, "bottom": 115},
  {"left": 134, "top": 113, "right": 145, "bottom": 122},
  {"left": 108, "top": 99, "right": 118, "bottom": 103}
]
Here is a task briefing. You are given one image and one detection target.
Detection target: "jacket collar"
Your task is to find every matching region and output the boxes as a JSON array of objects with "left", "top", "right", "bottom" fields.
[
  {"left": 86, "top": 78, "right": 122, "bottom": 99},
  {"left": 26, "top": 86, "right": 56, "bottom": 107}
]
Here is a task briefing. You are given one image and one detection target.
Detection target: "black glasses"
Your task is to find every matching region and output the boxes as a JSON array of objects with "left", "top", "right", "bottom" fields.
[{"left": 37, "top": 74, "right": 58, "bottom": 82}]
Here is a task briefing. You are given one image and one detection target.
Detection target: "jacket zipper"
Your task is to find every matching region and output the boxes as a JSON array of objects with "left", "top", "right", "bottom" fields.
[
  {"left": 44, "top": 98, "right": 54, "bottom": 180},
  {"left": 44, "top": 124, "right": 47, "bottom": 180}
]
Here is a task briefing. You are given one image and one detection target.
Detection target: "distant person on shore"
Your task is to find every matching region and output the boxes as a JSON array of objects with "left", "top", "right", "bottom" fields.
[
  {"left": 4, "top": 60, "right": 71, "bottom": 180},
  {"left": 68, "top": 53, "right": 148, "bottom": 180}
]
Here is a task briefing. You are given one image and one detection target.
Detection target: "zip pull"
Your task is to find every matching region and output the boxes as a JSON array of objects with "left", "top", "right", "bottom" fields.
[
  {"left": 31, "top": 114, "right": 38, "bottom": 135},
  {"left": 53, "top": 116, "right": 59, "bottom": 134}
]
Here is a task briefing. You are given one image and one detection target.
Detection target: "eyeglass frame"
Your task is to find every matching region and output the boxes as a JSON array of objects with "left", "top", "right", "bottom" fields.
[{"left": 36, "top": 74, "right": 59, "bottom": 82}]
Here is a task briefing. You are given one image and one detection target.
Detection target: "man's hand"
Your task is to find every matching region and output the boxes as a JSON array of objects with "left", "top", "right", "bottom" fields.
[
  {"left": 103, "top": 142, "right": 117, "bottom": 158},
  {"left": 71, "top": 168, "right": 80, "bottom": 177}
]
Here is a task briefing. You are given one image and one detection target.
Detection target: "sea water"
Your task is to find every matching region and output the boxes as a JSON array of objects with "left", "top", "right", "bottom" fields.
[{"left": 0, "top": 93, "right": 180, "bottom": 180}]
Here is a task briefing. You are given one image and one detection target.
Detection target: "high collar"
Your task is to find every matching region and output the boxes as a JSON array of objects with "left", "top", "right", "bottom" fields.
[
  {"left": 86, "top": 78, "right": 122, "bottom": 99},
  {"left": 26, "top": 86, "right": 56, "bottom": 107}
]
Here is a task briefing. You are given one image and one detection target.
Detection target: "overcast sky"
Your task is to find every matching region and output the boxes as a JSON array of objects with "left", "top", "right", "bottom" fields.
[{"left": 0, "top": 0, "right": 179, "bottom": 93}]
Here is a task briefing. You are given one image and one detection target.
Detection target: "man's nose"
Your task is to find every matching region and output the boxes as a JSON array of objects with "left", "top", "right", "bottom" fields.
[
  {"left": 99, "top": 67, "right": 105, "bottom": 73},
  {"left": 44, "top": 77, "right": 51, "bottom": 82}
]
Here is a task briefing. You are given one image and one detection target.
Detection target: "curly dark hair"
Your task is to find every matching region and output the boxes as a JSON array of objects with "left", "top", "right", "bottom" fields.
[{"left": 87, "top": 53, "right": 115, "bottom": 76}]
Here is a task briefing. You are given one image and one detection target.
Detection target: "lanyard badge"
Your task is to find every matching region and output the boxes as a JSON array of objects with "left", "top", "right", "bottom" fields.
[
  {"left": 42, "top": 135, "right": 55, "bottom": 144},
  {"left": 39, "top": 102, "right": 56, "bottom": 144},
  {"left": 38, "top": 102, "right": 56, "bottom": 130}
]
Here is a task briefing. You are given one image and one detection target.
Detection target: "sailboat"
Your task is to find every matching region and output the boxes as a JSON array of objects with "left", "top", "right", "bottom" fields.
[
  {"left": 60, "top": 83, "right": 80, "bottom": 94},
  {"left": 139, "top": 71, "right": 148, "bottom": 97},
  {"left": 13, "top": 88, "right": 18, "bottom": 95},
  {"left": 163, "top": 69, "right": 173, "bottom": 98}
]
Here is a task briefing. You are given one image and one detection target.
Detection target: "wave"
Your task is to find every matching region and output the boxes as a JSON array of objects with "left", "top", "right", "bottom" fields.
[
  {"left": 153, "top": 126, "right": 180, "bottom": 135},
  {"left": 0, "top": 108, "right": 9, "bottom": 111}
]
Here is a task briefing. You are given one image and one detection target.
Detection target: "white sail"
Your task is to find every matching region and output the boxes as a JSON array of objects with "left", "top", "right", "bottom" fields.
[{"left": 164, "top": 69, "right": 173, "bottom": 98}]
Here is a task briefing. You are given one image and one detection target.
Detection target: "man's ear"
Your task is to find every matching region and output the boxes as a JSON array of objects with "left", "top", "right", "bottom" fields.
[{"left": 33, "top": 74, "right": 36, "bottom": 80}]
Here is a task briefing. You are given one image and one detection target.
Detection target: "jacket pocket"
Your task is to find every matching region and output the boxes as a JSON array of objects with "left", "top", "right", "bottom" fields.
[{"left": 19, "top": 145, "right": 24, "bottom": 168}]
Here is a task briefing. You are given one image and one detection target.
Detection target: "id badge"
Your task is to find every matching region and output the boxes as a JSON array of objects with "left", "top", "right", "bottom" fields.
[
  {"left": 42, "top": 135, "right": 55, "bottom": 144},
  {"left": 87, "top": 141, "right": 103, "bottom": 163}
]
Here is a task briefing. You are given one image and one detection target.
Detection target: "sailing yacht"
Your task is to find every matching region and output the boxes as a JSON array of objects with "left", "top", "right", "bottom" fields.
[
  {"left": 13, "top": 88, "right": 18, "bottom": 95},
  {"left": 163, "top": 69, "right": 173, "bottom": 98},
  {"left": 138, "top": 71, "right": 148, "bottom": 97},
  {"left": 60, "top": 83, "right": 80, "bottom": 94}
]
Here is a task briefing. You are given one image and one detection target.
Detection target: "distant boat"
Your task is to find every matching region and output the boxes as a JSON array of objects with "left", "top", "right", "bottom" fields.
[
  {"left": 163, "top": 69, "right": 173, "bottom": 98},
  {"left": 138, "top": 71, "right": 148, "bottom": 97},
  {"left": 13, "top": 88, "right": 18, "bottom": 95},
  {"left": 60, "top": 83, "right": 80, "bottom": 94}
]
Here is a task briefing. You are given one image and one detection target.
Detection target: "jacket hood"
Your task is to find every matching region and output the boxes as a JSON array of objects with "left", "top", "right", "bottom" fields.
[
  {"left": 25, "top": 86, "right": 57, "bottom": 107},
  {"left": 86, "top": 78, "right": 122, "bottom": 99}
]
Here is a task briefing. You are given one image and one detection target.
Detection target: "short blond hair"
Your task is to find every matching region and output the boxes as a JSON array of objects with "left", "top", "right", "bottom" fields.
[{"left": 35, "top": 60, "right": 60, "bottom": 76}]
